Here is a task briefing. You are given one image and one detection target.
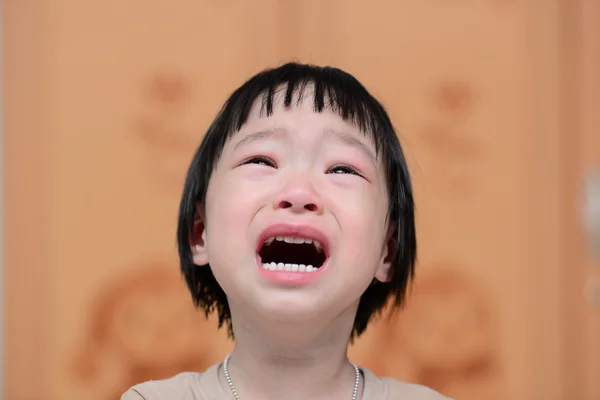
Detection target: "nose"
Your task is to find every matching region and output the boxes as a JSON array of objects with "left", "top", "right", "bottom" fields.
[{"left": 273, "top": 178, "right": 324, "bottom": 214}]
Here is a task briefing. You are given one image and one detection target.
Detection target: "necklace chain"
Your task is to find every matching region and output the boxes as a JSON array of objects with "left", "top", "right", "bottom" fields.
[{"left": 222, "top": 354, "right": 360, "bottom": 400}]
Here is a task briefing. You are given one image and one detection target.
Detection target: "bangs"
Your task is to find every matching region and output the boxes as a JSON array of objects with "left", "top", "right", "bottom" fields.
[{"left": 218, "top": 64, "right": 390, "bottom": 154}]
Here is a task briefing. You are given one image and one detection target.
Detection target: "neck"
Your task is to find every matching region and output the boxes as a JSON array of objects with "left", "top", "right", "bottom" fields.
[{"left": 220, "top": 309, "right": 363, "bottom": 400}]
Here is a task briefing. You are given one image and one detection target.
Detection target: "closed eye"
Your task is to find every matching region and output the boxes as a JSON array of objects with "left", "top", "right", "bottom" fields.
[
  {"left": 327, "top": 164, "right": 363, "bottom": 177},
  {"left": 241, "top": 156, "right": 276, "bottom": 168}
]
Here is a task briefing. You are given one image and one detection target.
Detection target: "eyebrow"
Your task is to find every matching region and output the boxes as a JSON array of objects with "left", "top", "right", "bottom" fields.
[
  {"left": 232, "top": 126, "right": 377, "bottom": 167},
  {"left": 232, "top": 128, "right": 285, "bottom": 152},
  {"left": 323, "top": 128, "right": 377, "bottom": 168}
]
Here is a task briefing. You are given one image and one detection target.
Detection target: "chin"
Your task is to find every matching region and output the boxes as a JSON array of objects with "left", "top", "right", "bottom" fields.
[
  {"left": 240, "top": 285, "right": 360, "bottom": 330},
  {"left": 255, "top": 291, "right": 328, "bottom": 322}
]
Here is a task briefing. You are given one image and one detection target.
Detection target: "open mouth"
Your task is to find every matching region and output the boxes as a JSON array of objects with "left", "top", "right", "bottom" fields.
[{"left": 258, "top": 236, "right": 327, "bottom": 272}]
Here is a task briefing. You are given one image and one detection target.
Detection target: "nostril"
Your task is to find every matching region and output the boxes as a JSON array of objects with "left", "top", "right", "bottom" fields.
[
  {"left": 304, "top": 203, "right": 318, "bottom": 212},
  {"left": 275, "top": 200, "right": 320, "bottom": 212},
  {"left": 278, "top": 200, "right": 293, "bottom": 209}
]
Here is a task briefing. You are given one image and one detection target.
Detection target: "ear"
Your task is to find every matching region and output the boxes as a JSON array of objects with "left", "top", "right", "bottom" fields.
[
  {"left": 191, "top": 208, "right": 209, "bottom": 266},
  {"left": 374, "top": 222, "right": 397, "bottom": 283}
]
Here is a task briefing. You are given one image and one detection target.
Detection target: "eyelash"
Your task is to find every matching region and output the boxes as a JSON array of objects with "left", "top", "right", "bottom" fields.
[
  {"left": 328, "top": 164, "right": 363, "bottom": 177},
  {"left": 240, "top": 158, "right": 364, "bottom": 178},
  {"left": 241, "top": 156, "right": 277, "bottom": 168}
]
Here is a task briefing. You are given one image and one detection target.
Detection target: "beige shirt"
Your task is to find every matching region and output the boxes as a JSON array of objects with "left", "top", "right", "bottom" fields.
[{"left": 121, "top": 363, "right": 451, "bottom": 400}]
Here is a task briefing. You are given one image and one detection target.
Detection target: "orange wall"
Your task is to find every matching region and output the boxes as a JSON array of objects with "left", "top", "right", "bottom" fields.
[{"left": 3, "top": 1, "right": 598, "bottom": 400}]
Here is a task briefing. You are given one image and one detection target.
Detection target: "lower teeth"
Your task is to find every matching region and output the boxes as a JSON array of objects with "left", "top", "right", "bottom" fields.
[{"left": 262, "top": 263, "right": 316, "bottom": 272}]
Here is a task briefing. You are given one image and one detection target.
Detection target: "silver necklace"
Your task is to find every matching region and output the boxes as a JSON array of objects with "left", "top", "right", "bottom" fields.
[{"left": 222, "top": 353, "right": 361, "bottom": 400}]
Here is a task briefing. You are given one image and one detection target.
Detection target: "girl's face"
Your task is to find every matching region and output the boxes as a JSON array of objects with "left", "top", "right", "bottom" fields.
[{"left": 193, "top": 95, "right": 395, "bottom": 328}]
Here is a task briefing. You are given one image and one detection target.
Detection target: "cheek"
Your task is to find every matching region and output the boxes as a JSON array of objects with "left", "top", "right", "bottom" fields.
[
  {"left": 330, "top": 189, "right": 388, "bottom": 262},
  {"left": 203, "top": 174, "right": 268, "bottom": 267}
]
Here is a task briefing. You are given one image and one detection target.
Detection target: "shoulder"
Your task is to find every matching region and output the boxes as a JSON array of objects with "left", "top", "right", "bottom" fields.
[
  {"left": 120, "top": 372, "right": 205, "bottom": 400},
  {"left": 361, "top": 367, "right": 452, "bottom": 400},
  {"left": 381, "top": 377, "right": 453, "bottom": 399}
]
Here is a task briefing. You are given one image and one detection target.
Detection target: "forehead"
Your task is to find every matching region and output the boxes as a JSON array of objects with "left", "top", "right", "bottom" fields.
[{"left": 244, "top": 103, "right": 354, "bottom": 135}]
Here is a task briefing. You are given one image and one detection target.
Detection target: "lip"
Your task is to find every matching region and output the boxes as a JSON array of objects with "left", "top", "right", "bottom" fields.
[{"left": 256, "top": 223, "right": 331, "bottom": 256}]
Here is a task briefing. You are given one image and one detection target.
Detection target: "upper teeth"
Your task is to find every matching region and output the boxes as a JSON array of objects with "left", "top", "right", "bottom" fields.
[{"left": 264, "top": 236, "right": 323, "bottom": 252}]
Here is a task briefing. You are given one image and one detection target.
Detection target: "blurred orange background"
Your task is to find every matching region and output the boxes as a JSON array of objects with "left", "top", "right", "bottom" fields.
[{"left": 3, "top": 1, "right": 599, "bottom": 400}]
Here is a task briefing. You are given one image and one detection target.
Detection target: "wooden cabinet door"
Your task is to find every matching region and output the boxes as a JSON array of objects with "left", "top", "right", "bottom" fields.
[
  {"left": 4, "top": 1, "right": 286, "bottom": 399},
  {"left": 288, "top": 1, "right": 572, "bottom": 399},
  {"left": 563, "top": 1, "right": 600, "bottom": 399}
]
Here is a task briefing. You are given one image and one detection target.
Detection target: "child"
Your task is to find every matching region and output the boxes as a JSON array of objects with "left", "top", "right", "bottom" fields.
[{"left": 121, "top": 63, "right": 452, "bottom": 399}]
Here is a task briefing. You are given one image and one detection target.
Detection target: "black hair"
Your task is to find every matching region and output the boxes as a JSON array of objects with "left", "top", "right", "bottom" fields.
[{"left": 177, "top": 62, "right": 416, "bottom": 338}]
